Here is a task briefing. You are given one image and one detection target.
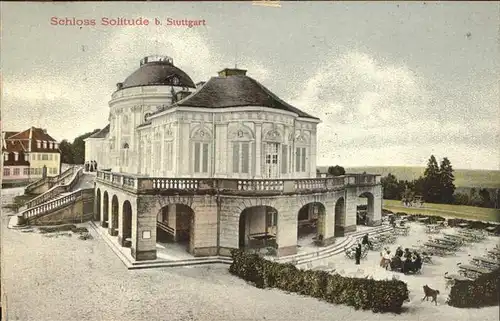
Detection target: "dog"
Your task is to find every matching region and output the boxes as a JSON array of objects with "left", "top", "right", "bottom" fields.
[{"left": 422, "top": 285, "right": 440, "bottom": 305}]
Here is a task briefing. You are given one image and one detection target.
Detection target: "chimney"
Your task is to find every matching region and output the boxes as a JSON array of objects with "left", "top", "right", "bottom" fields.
[
  {"left": 218, "top": 68, "right": 247, "bottom": 77},
  {"left": 43, "top": 128, "right": 47, "bottom": 134}
]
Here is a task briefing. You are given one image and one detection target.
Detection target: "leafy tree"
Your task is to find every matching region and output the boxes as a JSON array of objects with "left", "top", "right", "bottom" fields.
[
  {"left": 439, "top": 157, "right": 456, "bottom": 204},
  {"left": 423, "top": 155, "right": 441, "bottom": 203},
  {"left": 71, "top": 129, "right": 100, "bottom": 164},
  {"left": 453, "top": 193, "right": 469, "bottom": 205},
  {"left": 469, "top": 188, "right": 483, "bottom": 207},
  {"left": 381, "top": 173, "right": 400, "bottom": 200},
  {"left": 479, "top": 188, "right": 493, "bottom": 208},
  {"left": 59, "top": 139, "right": 74, "bottom": 164},
  {"left": 327, "top": 165, "right": 346, "bottom": 176}
]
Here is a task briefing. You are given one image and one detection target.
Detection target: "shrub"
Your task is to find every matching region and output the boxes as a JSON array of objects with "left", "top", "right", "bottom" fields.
[
  {"left": 229, "top": 249, "right": 409, "bottom": 313},
  {"left": 447, "top": 268, "right": 500, "bottom": 308}
]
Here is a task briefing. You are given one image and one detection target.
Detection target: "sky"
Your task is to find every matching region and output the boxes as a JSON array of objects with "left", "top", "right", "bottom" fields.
[{"left": 1, "top": 2, "right": 499, "bottom": 170}]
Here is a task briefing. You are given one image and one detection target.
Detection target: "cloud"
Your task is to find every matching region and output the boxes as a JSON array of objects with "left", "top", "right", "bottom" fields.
[
  {"left": 290, "top": 50, "right": 498, "bottom": 169},
  {"left": 2, "top": 27, "right": 271, "bottom": 140}
]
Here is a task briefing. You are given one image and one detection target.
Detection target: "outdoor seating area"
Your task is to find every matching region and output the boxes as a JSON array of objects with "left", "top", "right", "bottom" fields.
[{"left": 302, "top": 216, "right": 499, "bottom": 310}]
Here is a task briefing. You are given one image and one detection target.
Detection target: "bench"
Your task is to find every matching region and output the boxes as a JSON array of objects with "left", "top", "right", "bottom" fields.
[
  {"left": 471, "top": 256, "right": 500, "bottom": 270},
  {"left": 458, "top": 264, "right": 490, "bottom": 279}
]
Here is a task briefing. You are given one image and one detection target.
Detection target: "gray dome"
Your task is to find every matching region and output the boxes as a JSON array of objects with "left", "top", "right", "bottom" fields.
[{"left": 119, "top": 55, "right": 196, "bottom": 90}]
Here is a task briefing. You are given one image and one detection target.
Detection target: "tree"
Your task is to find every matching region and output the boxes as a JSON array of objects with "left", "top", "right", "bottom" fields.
[
  {"left": 59, "top": 139, "right": 74, "bottom": 164},
  {"left": 71, "top": 129, "right": 100, "bottom": 164},
  {"left": 423, "top": 155, "right": 441, "bottom": 203},
  {"left": 478, "top": 188, "right": 493, "bottom": 208},
  {"left": 453, "top": 192, "right": 469, "bottom": 205},
  {"left": 327, "top": 165, "right": 346, "bottom": 176},
  {"left": 439, "top": 157, "right": 456, "bottom": 204},
  {"left": 469, "top": 188, "right": 483, "bottom": 207},
  {"left": 381, "top": 173, "right": 400, "bottom": 200}
]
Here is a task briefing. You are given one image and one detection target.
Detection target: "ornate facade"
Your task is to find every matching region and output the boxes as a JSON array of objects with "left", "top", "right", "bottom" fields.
[{"left": 88, "top": 55, "right": 383, "bottom": 261}]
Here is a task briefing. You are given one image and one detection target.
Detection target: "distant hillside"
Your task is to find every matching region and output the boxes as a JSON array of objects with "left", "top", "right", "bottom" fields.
[{"left": 317, "top": 166, "right": 500, "bottom": 189}]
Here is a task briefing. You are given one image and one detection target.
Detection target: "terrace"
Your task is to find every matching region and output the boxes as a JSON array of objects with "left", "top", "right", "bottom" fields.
[{"left": 95, "top": 170, "right": 381, "bottom": 195}]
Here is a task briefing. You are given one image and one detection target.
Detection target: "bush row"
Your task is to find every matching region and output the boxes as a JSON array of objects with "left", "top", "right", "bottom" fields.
[
  {"left": 384, "top": 210, "right": 500, "bottom": 234},
  {"left": 229, "top": 249, "right": 409, "bottom": 313},
  {"left": 447, "top": 267, "right": 500, "bottom": 308}
]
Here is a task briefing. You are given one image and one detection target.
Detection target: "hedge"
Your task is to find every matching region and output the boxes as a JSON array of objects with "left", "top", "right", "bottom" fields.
[
  {"left": 447, "top": 267, "right": 500, "bottom": 308},
  {"left": 229, "top": 249, "right": 409, "bottom": 313}
]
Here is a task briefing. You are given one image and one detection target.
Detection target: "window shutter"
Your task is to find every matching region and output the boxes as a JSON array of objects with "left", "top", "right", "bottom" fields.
[
  {"left": 281, "top": 145, "right": 287, "bottom": 174},
  {"left": 194, "top": 142, "right": 201, "bottom": 173},
  {"left": 232, "top": 142, "right": 240, "bottom": 173},
  {"left": 241, "top": 142, "right": 249, "bottom": 174}
]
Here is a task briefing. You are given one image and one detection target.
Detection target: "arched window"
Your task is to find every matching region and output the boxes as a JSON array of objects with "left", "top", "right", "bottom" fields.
[
  {"left": 190, "top": 126, "right": 212, "bottom": 174},
  {"left": 263, "top": 128, "right": 283, "bottom": 179},
  {"left": 295, "top": 132, "right": 309, "bottom": 173},
  {"left": 229, "top": 125, "right": 255, "bottom": 175}
]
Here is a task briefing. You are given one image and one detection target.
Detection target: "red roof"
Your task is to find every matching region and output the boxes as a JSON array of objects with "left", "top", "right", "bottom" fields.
[{"left": 4, "top": 127, "right": 60, "bottom": 154}]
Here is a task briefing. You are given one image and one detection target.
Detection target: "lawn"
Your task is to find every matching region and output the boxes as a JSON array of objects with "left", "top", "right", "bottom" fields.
[{"left": 383, "top": 199, "right": 500, "bottom": 222}]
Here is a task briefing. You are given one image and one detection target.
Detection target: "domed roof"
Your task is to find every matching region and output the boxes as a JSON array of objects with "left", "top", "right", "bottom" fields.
[{"left": 119, "top": 55, "right": 196, "bottom": 90}]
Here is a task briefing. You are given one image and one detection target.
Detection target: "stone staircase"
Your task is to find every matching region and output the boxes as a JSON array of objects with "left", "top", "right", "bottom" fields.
[
  {"left": 268, "top": 225, "right": 394, "bottom": 267},
  {"left": 13, "top": 166, "right": 96, "bottom": 226}
]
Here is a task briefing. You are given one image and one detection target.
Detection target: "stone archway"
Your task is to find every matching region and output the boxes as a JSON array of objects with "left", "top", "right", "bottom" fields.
[
  {"left": 120, "top": 200, "right": 132, "bottom": 248},
  {"left": 94, "top": 188, "right": 101, "bottom": 222},
  {"left": 297, "top": 202, "right": 326, "bottom": 247},
  {"left": 109, "top": 195, "right": 119, "bottom": 236},
  {"left": 334, "top": 197, "right": 346, "bottom": 237},
  {"left": 156, "top": 203, "right": 195, "bottom": 254},
  {"left": 357, "top": 192, "right": 374, "bottom": 226},
  {"left": 102, "top": 191, "right": 109, "bottom": 228},
  {"left": 239, "top": 205, "right": 278, "bottom": 253}
]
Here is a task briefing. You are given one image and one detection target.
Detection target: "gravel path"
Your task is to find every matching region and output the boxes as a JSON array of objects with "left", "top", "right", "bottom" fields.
[{"left": 1, "top": 189, "right": 497, "bottom": 321}]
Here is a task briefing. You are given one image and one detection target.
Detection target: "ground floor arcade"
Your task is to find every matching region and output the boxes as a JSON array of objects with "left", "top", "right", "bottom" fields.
[{"left": 93, "top": 185, "right": 382, "bottom": 261}]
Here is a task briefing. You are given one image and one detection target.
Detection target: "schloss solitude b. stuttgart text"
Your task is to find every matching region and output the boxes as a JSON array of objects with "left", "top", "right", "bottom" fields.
[{"left": 50, "top": 17, "right": 207, "bottom": 28}]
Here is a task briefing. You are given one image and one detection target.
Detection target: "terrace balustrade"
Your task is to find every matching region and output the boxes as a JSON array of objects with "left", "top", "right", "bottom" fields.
[{"left": 96, "top": 170, "right": 381, "bottom": 195}]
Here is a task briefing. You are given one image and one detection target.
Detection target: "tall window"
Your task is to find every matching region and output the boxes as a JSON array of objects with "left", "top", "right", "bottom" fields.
[
  {"left": 23, "top": 168, "right": 29, "bottom": 176},
  {"left": 49, "top": 154, "right": 53, "bottom": 160},
  {"left": 191, "top": 127, "right": 211, "bottom": 174},
  {"left": 42, "top": 154, "right": 48, "bottom": 160},
  {"left": 295, "top": 147, "right": 307, "bottom": 172},
  {"left": 37, "top": 154, "right": 41, "bottom": 160},
  {"left": 194, "top": 142, "right": 209, "bottom": 173},
  {"left": 266, "top": 209, "right": 278, "bottom": 227},
  {"left": 13, "top": 168, "right": 20, "bottom": 176},
  {"left": 264, "top": 143, "right": 279, "bottom": 178},
  {"left": 232, "top": 142, "right": 250, "bottom": 174},
  {"left": 3, "top": 153, "right": 7, "bottom": 161},
  {"left": 14, "top": 153, "right": 19, "bottom": 161},
  {"left": 3, "top": 168, "right": 10, "bottom": 176},
  {"left": 43, "top": 141, "right": 47, "bottom": 149}
]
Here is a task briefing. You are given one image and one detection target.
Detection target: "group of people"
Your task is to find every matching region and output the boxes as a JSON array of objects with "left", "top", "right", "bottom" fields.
[
  {"left": 85, "top": 160, "right": 98, "bottom": 172},
  {"left": 381, "top": 246, "right": 422, "bottom": 273}
]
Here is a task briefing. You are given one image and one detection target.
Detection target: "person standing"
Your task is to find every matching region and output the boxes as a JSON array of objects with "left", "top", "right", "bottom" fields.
[
  {"left": 85, "top": 161, "right": 89, "bottom": 172},
  {"left": 94, "top": 160, "right": 98, "bottom": 171},
  {"left": 355, "top": 244, "right": 362, "bottom": 265}
]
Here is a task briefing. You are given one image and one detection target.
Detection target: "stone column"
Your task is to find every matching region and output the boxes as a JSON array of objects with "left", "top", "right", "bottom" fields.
[
  {"left": 108, "top": 200, "right": 119, "bottom": 236},
  {"left": 367, "top": 185, "right": 382, "bottom": 226},
  {"left": 100, "top": 193, "right": 108, "bottom": 228},
  {"left": 344, "top": 188, "right": 358, "bottom": 234},
  {"left": 276, "top": 205, "right": 298, "bottom": 257},
  {"left": 132, "top": 197, "right": 157, "bottom": 261},
  {"left": 321, "top": 201, "right": 335, "bottom": 246}
]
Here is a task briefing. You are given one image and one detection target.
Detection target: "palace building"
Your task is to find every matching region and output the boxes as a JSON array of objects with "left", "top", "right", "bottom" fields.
[{"left": 86, "top": 55, "right": 382, "bottom": 261}]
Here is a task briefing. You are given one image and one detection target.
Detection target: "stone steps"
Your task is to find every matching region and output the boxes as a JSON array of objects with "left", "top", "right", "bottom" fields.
[
  {"left": 89, "top": 221, "right": 232, "bottom": 270},
  {"left": 274, "top": 225, "right": 393, "bottom": 266}
]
